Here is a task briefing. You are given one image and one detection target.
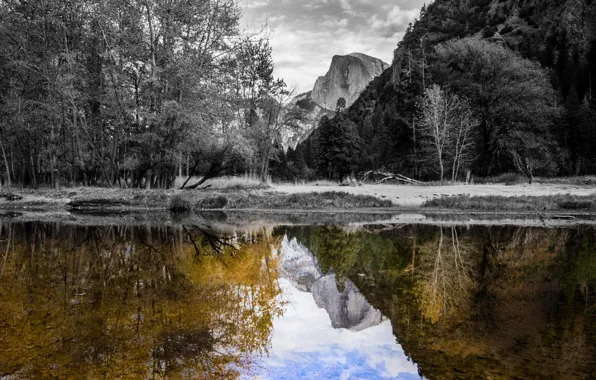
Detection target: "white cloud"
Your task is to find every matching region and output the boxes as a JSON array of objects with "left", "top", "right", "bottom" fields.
[
  {"left": 244, "top": 0, "right": 269, "bottom": 9},
  {"left": 369, "top": 5, "right": 420, "bottom": 37}
]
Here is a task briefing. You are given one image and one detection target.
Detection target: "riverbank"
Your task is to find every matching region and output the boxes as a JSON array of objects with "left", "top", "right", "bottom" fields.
[{"left": 0, "top": 183, "right": 595, "bottom": 214}]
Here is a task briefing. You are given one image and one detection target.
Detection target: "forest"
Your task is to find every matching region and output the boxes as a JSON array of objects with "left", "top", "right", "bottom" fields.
[
  {"left": 277, "top": 0, "right": 596, "bottom": 183},
  {"left": 2, "top": 0, "right": 596, "bottom": 188},
  {"left": 0, "top": 0, "right": 300, "bottom": 189}
]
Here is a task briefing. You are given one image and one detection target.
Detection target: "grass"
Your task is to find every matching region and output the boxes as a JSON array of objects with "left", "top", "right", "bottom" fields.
[
  {"left": 474, "top": 173, "right": 527, "bottom": 185},
  {"left": 196, "top": 195, "right": 228, "bottom": 209},
  {"left": 424, "top": 194, "right": 596, "bottom": 212},
  {"left": 205, "top": 191, "right": 393, "bottom": 209},
  {"left": 474, "top": 174, "right": 596, "bottom": 186},
  {"left": 282, "top": 179, "right": 339, "bottom": 187}
]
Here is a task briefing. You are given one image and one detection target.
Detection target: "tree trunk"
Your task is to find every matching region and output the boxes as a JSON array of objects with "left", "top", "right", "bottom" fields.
[{"left": 0, "top": 142, "right": 11, "bottom": 189}]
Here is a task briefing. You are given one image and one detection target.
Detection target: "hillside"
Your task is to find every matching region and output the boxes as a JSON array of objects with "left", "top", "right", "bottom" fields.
[{"left": 285, "top": 0, "right": 596, "bottom": 182}]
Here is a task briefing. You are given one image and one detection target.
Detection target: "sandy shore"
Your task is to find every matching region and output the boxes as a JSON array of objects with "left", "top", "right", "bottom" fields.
[{"left": 270, "top": 183, "right": 596, "bottom": 207}]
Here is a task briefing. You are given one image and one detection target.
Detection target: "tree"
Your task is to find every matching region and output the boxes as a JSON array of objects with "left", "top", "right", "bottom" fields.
[
  {"left": 230, "top": 36, "right": 304, "bottom": 182},
  {"left": 0, "top": 223, "right": 282, "bottom": 378},
  {"left": 0, "top": 0, "right": 280, "bottom": 189},
  {"left": 431, "top": 38, "right": 558, "bottom": 178},
  {"left": 418, "top": 85, "right": 477, "bottom": 182},
  {"left": 316, "top": 102, "right": 362, "bottom": 181}
]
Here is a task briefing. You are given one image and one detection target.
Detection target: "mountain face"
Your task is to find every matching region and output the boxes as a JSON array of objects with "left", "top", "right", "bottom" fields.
[
  {"left": 312, "top": 53, "right": 389, "bottom": 110},
  {"left": 312, "top": 273, "right": 383, "bottom": 331},
  {"left": 280, "top": 53, "right": 388, "bottom": 152}
]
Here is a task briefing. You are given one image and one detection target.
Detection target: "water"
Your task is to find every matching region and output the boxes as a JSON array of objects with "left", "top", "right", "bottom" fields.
[{"left": 0, "top": 220, "right": 595, "bottom": 379}]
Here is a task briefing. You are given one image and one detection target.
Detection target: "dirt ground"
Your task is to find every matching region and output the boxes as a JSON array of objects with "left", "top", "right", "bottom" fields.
[{"left": 270, "top": 183, "right": 596, "bottom": 207}]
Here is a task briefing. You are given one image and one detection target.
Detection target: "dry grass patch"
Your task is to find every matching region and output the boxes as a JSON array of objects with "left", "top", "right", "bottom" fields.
[{"left": 424, "top": 194, "right": 596, "bottom": 212}]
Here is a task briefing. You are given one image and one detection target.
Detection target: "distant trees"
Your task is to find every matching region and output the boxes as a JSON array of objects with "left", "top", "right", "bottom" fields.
[
  {"left": 418, "top": 85, "right": 476, "bottom": 182},
  {"left": 287, "top": 38, "right": 562, "bottom": 183}
]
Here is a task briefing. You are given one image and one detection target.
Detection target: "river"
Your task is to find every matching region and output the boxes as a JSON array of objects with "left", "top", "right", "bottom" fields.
[{"left": 0, "top": 218, "right": 594, "bottom": 379}]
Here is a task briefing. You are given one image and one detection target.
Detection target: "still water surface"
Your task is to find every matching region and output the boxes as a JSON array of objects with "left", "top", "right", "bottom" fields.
[{"left": 0, "top": 221, "right": 594, "bottom": 379}]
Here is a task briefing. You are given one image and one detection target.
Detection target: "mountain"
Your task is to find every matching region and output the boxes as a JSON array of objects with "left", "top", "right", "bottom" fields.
[
  {"left": 312, "top": 273, "right": 383, "bottom": 332},
  {"left": 288, "top": 0, "right": 596, "bottom": 181},
  {"left": 312, "top": 53, "right": 389, "bottom": 110},
  {"left": 280, "top": 91, "right": 334, "bottom": 151},
  {"left": 280, "top": 53, "right": 388, "bottom": 151}
]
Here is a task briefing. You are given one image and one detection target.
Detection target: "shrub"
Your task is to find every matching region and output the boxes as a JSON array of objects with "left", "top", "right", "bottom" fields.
[
  {"left": 557, "top": 200, "right": 595, "bottom": 210},
  {"left": 477, "top": 172, "right": 526, "bottom": 185},
  {"left": 169, "top": 195, "right": 191, "bottom": 212},
  {"left": 196, "top": 196, "right": 228, "bottom": 209}
]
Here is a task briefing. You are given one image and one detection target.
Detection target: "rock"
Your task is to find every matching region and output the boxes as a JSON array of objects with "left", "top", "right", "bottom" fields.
[
  {"left": 312, "top": 53, "right": 389, "bottom": 110},
  {"left": 280, "top": 52, "right": 388, "bottom": 151}
]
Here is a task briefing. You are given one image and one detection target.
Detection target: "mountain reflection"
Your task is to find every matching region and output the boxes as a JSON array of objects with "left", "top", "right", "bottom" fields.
[
  {"left": 281, "top": 225, "right": 596, "bottom": 380},
  {"left": 256, "top": 236, "right": 420, "bottom": 379}
]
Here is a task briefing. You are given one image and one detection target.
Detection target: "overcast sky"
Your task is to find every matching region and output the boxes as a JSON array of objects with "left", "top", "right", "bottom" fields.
[{"left": 241, "top": 0, "right": 425, "bottom": 94}]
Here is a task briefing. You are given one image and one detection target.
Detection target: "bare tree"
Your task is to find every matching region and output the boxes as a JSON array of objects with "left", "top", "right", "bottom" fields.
[
  {"left": 418, "top": 85, "right": 477, "bottom": 182},
  {"left": 451, "top": 98, "right": 477, "bottom": 181}
]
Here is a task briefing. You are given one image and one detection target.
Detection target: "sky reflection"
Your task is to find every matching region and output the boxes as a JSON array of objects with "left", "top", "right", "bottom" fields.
[{"left": 251, "top": 278, "right": 422, "bottom": 380}]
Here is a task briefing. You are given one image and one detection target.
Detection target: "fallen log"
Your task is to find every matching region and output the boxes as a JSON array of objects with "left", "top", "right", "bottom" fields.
[{"left": 361, "top": 170, "right": 423, "bottom": 185}]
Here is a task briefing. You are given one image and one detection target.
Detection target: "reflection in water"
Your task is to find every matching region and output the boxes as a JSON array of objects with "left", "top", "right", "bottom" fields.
[
  {"left": 254, "top": 237, "right": 420, "bottom": 379},
  {"left": 277, "top": 237, "right": 383, "bottom": 331},
  {"left": 0, "top": 222, "right": 282, "bottom": 379},
  {"left": 281, "top": 225, "right": 596, "bottom": 380},
  {"left": 0, "top": 221, "right": 595, "bottom": 379}
]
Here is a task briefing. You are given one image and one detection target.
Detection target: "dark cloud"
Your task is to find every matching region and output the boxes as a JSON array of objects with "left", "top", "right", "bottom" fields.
[{"left": 241, "top": 0, "right": 424, "bottom": 93}]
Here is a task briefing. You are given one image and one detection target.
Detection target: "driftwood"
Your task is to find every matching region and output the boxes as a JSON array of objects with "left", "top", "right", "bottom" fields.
[{"left": 361, "top": 169, "right": 423, "bottom": 185}]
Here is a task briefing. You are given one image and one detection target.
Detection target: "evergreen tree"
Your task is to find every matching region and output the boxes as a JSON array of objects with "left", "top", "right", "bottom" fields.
[{"left": 316, "top": 105, "right": 362, "bottom": 181}]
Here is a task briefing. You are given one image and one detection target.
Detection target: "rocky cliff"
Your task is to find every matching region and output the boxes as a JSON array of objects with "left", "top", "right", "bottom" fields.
[
  {"left": 281, "top": 53, "right": 388, "bottom": 150},
  {"left": 289, "top": 0, "right": 596, "bottom": 177},
  {"left": 312, "top": 53, "right": 389, "bottom": 110}
]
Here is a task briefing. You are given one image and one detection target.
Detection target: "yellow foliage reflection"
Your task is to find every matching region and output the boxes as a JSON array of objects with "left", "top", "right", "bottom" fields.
[
  {"left": 414, "top": 227, "right": 477, "bottom": 324},
  {"left": 0, "top": 223, "right": 282, "bottom": 379}
]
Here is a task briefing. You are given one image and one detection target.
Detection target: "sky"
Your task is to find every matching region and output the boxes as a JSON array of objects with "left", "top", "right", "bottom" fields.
[{"left": 240, "top": 0, "right": 425, "bottom": 94}]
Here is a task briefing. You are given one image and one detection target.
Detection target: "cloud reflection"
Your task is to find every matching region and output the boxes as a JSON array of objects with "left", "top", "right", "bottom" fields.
[{"left": 251, "top": 278, "right": 422, "bottom": 379}]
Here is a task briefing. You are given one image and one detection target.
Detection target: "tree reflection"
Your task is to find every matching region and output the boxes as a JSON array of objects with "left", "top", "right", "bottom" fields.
[
  {"left": 414, "top": 227, "right": 477, "bottom": 324},
  {"left": 0, "top": 222, "right": 282, "bottom": 379},
  {"left": 286, "top": 224, "right": 596, "bottom": 380}
]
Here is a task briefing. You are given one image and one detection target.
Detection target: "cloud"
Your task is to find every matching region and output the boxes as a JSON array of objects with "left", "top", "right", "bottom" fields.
[
  {"left": 241, "top": 0, "right": 423, "bottom": 93},
  {"left": 369, "top": 5, "right": 420, "bottom": 38},
  {"left": 244, "top": 0, "right": 269, "bottom": 9}
]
